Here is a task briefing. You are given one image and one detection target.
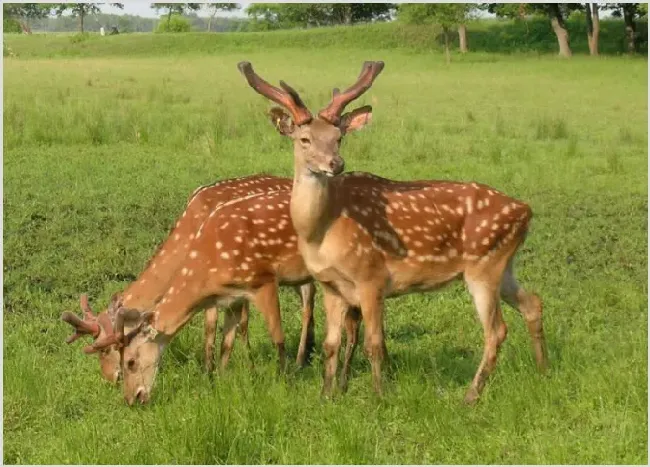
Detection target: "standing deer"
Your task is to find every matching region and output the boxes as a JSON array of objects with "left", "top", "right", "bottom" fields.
[
  {"left": 88, "top": 189, "right": 328, "bottom": 405},
  {"left": 236, "top": 61, "right": 548, "bottom": 403},
  {"left": 61, "top": 175, "right": 316, "bottom": 383}
]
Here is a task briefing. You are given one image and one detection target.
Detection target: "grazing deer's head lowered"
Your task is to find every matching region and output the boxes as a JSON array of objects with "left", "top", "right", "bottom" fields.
[
  {"left": 238, "top": 62, "right": 548, "bottom": 403},
  {"left": 61, "top": 175, "right": 317, "bottom": 386}
]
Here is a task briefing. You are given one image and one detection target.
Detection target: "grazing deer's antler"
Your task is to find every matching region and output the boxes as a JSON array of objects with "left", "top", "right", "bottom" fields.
[
  {"left": 318, "top": 61, "right": 385, "bottom": 125},
  {"left": 83, "top": 308, "right": 147, "bottom": 354},
  {"left": 237, "top": 61, "right": 313, "bottom": 125},
  {"left": 61, "top": 294, "right": 101, "bottom": 344}
]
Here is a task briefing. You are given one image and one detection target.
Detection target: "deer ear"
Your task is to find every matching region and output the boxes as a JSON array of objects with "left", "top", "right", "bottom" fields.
[
  {"left": 340, "top": 105, "right": 373, "bottom": 134},
  {"left": 268, "top": 107, "right": 295, "bottom": 136}
]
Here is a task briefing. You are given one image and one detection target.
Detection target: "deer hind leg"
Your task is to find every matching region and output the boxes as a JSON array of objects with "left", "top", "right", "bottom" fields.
[
  {"left": 339, "top": 306, "right": 361, "bottom": 393},
  {"left": 251, "top": 282, "right": 286, "bottom": 373},
  {"left": 219, "top": 301, "right": 245, "bottom": 372},
  {"left": 464, "top": 274, "right": 507, "bottom": 405},
  {"left": 203, "top": 305, "right": 219, "bottom": 373},
  {"left": 295, "top": 283, "right": 316, "bottom": 368},
  {"left": 500, "top": 260, "right": 548, "bottom": 372}
]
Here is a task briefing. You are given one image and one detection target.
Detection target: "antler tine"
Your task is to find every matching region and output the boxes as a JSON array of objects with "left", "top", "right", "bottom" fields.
[
  {"left": 82, "top": 307, "right": 142, "bottom": 354},
  {"left": 79, "top": 293, "right": 96, "bottom": 320},
  {"left": 237, "top": 61, "right": 313, "bottom": 126},
  {"left": 318, "top": 60, "right": 385, "bottom": 125},
  {"left": 61, "top": 310, "right": 100, "bottom": 344}
]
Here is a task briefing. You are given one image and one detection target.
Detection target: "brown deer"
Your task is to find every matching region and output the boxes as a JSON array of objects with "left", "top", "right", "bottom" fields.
[
  {"left": 61, "top": 175, "right": 316, "bottom": 383},
  {"left": 237, "top": 60, "right": 548, "bottom": 404},
  {"left": 87, "top": 188, "right": 329, "bottom": 405}
]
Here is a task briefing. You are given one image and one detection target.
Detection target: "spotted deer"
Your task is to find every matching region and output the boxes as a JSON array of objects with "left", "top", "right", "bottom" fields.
[
  {"left": 237, "top": 60, "right": 548, "bottom": 404},
  {"left": 61, "top": 175, "right": 316, "bottom": 383},
  {"left": 87, "top": 188, "right": 333, "bottom": 405}
]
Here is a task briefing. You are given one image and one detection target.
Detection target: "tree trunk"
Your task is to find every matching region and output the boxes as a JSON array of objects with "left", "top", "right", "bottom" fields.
[
  {"left": 443, "top": 27, "right": 451, "bottom": 64},
  {"left": 208, "top": 13, "right": 214, "bottom": 32},
  {"left": 167, "top": 9, "right": 173, "bottom": 29},
  {"left": 79, "top": 11, "right": 85, "bottom": 33},
  {"left": 548, "top": 4, "right": 571, "bottom": 57},
  {"left": 458, "top": 23, "right": 468, "bottom": 53},
  {"left": 623, "top": 4, "right": 637, "bottom": 54},
  {"left": 586, "top": 3, "right": 600, "bottom": 56}
]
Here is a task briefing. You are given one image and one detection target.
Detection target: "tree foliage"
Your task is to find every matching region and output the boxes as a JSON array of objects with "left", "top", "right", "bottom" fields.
[
  {"left": 245, "top": 3, "right": 394, "bottom": 30},
  {"left": 54, "top": 3, "right": 124, "bottom": 33}
]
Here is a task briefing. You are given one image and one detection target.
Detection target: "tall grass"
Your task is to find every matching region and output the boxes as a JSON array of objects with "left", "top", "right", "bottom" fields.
[{"left": 3, "top": 47, "right": 648, "bottom": 464}]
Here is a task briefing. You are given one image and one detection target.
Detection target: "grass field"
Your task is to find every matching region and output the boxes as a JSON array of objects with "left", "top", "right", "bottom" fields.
[{"left": 3, "top": 36, "right": 648, "bottom": 464}]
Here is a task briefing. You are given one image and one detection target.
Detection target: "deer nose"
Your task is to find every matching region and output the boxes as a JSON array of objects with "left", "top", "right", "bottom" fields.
[
  {"left": 135, "top": 387, "right": 149, "bottom": 404},
  {"left": 330, "top": 158, "right": 344, "bottom": 175}
]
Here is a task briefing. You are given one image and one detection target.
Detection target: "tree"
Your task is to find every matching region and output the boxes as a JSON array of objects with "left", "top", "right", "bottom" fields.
[
  {"left": 245, "top": 3, "right": 394, "bottom": 30},
  {"left": 398, "top": 3, "right": 472, "bottom": 62},
  {"left": 605, "top": 3, "right": 642, "bottom": 53},
  {"left": 204, "top": 3, "right": 239, "bottom": 32},
  {"left": 487, "top": 3, "right": 582, "bottom": 58},
  {"left": 150, "top": 3, "right": 201, "bottom": 30},
  {"left": 585, "top": 3, "right": 600, "bottom": 56},
  {"left": 54, "top": 3, "right": 123, "bottom": 33},
  {"left": 3, "top": 3, "right": 53, "bottom": 33}
]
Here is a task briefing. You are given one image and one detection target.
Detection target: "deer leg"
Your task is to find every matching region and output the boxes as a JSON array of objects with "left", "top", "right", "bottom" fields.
[
  {"left": 358, "top": 285, "right": 386, "bottom": 397},
  {"left": 339, "top": 306, "right": 361, "bottom": 393},
  {"left": 464, "top": 276, "right": 506, "bottom": 405},
  {"left": 500, "top": 260, "right": 548, "bottom": 372},
  {"left": 251, "top": 282, "right": 286, "bottom": 373},
  {"left": 237, "top": 300, "right": 255, "bottom": 371},
  {"left": 321, "top": 289, "right": 346, "bottom": 398},
  {"left": 219, "top": 302, "right": 244, "bottom": 372},
  {"left": 203, "top": 305, "right": 219, "bottom": 373},
  {"left": 295, "top": 283, "right": 316, "bottom": 368}
]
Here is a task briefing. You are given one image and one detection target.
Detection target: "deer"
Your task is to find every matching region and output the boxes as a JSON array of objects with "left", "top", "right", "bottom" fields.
[
  {"left": 61, "top": 175, "right": 316, "bottom": 384},
  {"left": 236, "top": 60, "right": 549, "bottom": 404},
  {"left": 86, "top": 188, "right": 342, "bottom": 405}
]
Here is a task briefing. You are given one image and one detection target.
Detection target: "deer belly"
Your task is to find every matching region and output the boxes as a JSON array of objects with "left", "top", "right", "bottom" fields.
[{"left": 386, "top": 261, "right": 462, "bottom": 297}]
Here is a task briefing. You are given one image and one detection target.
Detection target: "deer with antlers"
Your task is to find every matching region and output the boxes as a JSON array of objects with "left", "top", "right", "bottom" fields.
[
  {"left": 236, "top": 60, "right": 548, "bottom": 403},
  {"left": 88, "top": 187, "right": 343, "bottom": 405},
  {"left": 61, "top": 175, "right": 316, "bottom": 384}
]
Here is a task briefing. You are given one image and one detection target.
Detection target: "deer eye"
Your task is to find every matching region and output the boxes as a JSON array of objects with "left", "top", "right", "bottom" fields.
[
  {"left": 300, "top": 138, "right": 311, "bottom": 145},
  {"left": 127, "top": 359, "right": 137, "bottom": 371}
]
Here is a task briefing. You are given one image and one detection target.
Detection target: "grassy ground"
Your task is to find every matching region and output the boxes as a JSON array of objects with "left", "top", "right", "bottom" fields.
[{"left": 3, "top": 45, "right": 648, "bottom": 464}]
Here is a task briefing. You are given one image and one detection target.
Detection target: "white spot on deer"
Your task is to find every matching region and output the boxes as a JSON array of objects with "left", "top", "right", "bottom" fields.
[
  {"left": 188, "top": 269, "right": 194, "bottom": 277},
  {"left": 216, "top": 242, "right": 223, "bottom": 249},
  {"left": 504, "top": 223, "right": 510, "bottom": 229},
  {"left": 482, "top": 238, "right": 490, "bottom": 246},
  {"left": 502, "top": 206, "right": 511, "bottom": 215},
  {"left": 221, "top": 252, "right": 230, "bottom": 259},
  {"left": 233, "top": 250, "right": 240, "bottom": 256},
  {"left": 484, "top": 198, "right": 490, "bottom": 207},
  {"left": 235, "top": 236, "right": 242, "bottom": 243},
  {"left": 471, "top": 241, "right": 477, "bottom": 249},
  {"left": 181, "top": 268, "right": 188, "bottom": 276},
  {"left": 477, "top": 200, "right": 484, "bottom": 210},
  {"left": 241, "top": 262, "right": 249, "bottom": 270},
  {"left": 456, "top": 207, "right": 464, "bottom": 216},
  {"left": 174, "top": 234, "right": 180, "bottom": 241},
  {"left": 492, "top": 223, "right": 500, "bottom": 230},
  {"left": 188, "top": 250, "right": 199, "bottom": 259}
]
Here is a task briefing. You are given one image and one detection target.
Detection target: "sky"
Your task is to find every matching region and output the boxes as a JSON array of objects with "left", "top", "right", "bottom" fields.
[{"left": 102, "top": 2, "right": 250, "bottom": 18}]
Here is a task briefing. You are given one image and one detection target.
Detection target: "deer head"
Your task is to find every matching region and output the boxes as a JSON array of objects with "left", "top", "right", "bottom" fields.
[
  {"left": 237, "top": 61, "right": 384, "bottom": 178},
  {"left": 61, "top": 293, "right": 123, "bottom": 383},
  {"left": 86, "top": 306, "right": 161, "bottom": 405}
]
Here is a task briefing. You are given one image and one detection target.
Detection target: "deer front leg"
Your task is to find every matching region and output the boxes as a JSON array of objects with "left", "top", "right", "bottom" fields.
[
  {"left": 237, "top": 301, "right": 255, "bottom": 371},
  {"left": 251, "top": 282, "right": 286, "bottom": 373},
  {"left": 295, "top": 283, "right": 316, "bottom": 368},
  {"left": 203, "top": 305, "right": 219, "bottom": 373},
  {"left": 358, "top": 285, "right": 387, "bottom": 397},
  {"left": 321, "top": 289, "right": 347, "bottom": 398}
]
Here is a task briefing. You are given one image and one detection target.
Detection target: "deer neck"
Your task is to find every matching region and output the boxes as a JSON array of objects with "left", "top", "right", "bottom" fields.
[{"left": 290, "top": 163, "right": 337, "bottom": 244}]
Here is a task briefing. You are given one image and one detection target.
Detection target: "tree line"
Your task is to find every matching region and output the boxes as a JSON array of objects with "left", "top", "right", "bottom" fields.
[{"left": 4, "top": 3, "right": 648, "bottom": 56}]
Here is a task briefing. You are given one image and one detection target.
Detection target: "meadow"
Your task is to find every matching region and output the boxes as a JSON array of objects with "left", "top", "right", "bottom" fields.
[{"left": 3, "top": 31, "right": 648, "bottom": 464}]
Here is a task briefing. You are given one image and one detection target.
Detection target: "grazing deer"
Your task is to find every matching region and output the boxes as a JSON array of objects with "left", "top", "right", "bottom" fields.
[
  {"left": 87, "top": 189, "right": 330, "bottom": 405},
  {"left": 236, "top": 60, "right": 548, "bottom": 403},
  {"left": 61, "top": 175, "right": 316, "bottom": 383}
]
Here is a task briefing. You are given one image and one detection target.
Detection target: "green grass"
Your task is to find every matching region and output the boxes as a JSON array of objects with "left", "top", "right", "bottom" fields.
[{"left": 3, "top": 45, "right": 648, "bottom": 464}]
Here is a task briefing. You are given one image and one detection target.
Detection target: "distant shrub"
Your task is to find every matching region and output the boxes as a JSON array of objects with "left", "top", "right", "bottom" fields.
[
  {"left": 3, "top": 18, "right": 22, "bottom": 34},
  {"left": 69, "top": 33, "right": 91, "bottom": 44},
  {"left": 155, "top": 15, "right": 191, "bottom": 33}
]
